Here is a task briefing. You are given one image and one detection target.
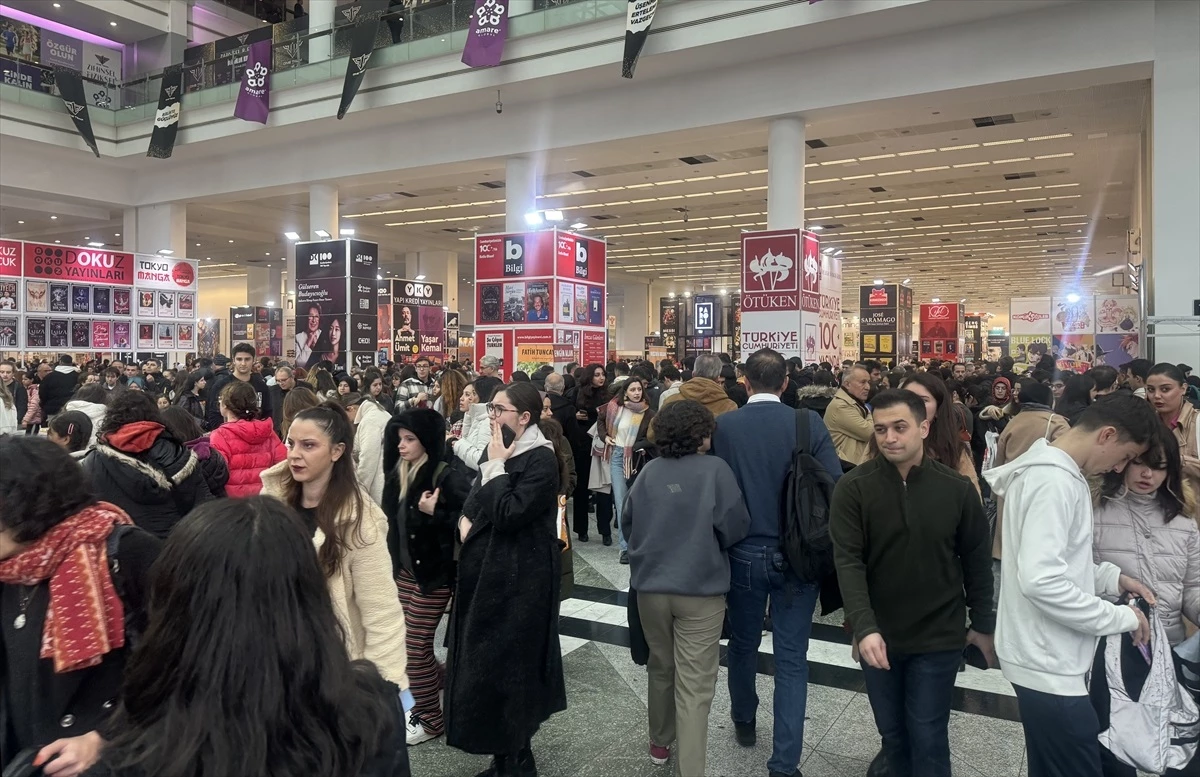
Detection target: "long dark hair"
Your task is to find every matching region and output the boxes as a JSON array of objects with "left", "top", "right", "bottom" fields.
[
  {"left": 1057, "top": 373, "right": 1095, "bottom": 412},
  {"left": 576, "top": 362, "right": 608, "bottom": 409},
  {"left": 900, "top": 372, "right": 967, "bottom": 468},
  {"left": 160, "top": 405, "right": 206, "bottom": 445},
  {"left": 101, "top": 498, "right": 394, "bottom": 777},
  {"left": 178, "top": 369, "right": 210, "bottom": 398},
  {"left": 99, "top": 390, "right": 161, "bottom": 439},
  {"left": 283, "top": 403, "right": 366, "bottom": 577},
  {"left": 1099, "top": 423, "right": 1186, "bottom": 521}
]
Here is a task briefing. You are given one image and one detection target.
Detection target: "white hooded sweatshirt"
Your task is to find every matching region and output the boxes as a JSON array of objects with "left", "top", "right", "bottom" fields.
[{"left": 984, "top": 438, "right": 1138, "bottom": 696}]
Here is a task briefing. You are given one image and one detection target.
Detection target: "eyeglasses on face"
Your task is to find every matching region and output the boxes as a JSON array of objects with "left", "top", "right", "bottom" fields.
[{"left": 486, "top": 402, "right": 517, "bottom": 417}]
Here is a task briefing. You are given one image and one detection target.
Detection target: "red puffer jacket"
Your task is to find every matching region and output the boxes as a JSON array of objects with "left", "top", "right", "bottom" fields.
[{"left": 209, "top": 418, "right": 286, "bottom": 497}]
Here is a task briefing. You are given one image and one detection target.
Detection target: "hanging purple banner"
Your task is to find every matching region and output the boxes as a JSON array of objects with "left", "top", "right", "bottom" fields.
[
  {"left": 234, "top": 39, "right": 271, "bottom": 124},
  {"left": 461, "top": 0, "right": 509, "bottom": 69}
]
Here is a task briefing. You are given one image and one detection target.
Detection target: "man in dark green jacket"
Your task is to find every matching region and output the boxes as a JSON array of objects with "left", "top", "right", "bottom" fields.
[{"left": 830, "top": 388, "right": 995, "bottom": 777}]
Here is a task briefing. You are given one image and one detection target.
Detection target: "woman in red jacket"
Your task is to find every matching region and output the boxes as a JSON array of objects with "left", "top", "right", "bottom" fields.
[{"left": 210, "top": 381, "right": 285, "bottom": 497}]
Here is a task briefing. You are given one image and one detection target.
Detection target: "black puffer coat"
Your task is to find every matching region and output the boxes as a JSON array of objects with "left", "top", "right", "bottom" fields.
[
  {"left": 445, "top": 438, "right": 566, "bottom": 755},
  {"left": 81, "top": 432, "right": 215, "bottom": 539}
]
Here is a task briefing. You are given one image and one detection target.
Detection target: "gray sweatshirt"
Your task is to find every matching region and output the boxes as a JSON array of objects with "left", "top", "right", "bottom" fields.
[{"left": 622, "top": 454, "right": 751, "bottom": 596}]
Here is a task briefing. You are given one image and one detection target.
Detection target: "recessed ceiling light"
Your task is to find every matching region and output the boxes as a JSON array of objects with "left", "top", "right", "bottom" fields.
[
  {"left": 873, "top": 279, "right": 884, "bottom": 285},
  {"left": 17, "top": 220, "right": 23, "bottom": 224},
  {"left": 228, "top": 239, "right": 234, "bottom": 243},
  {"left": 109, "top": 21, "right": 117, "bottom": 26},
  {"left": 157, "top": 249, "right": 174, "bottom": 255},
  {"left": 114, "top": 232, "right": 120, "bottom": 236},
  {"left": 49, "top": 215, "right": 58, "bottom": 220},
  {"left": 339, "top": 228, "right": 355, "bottom": 236},
  {"left": 84, "top": 236, "right": 90, "bottom": 240},
  {"left": 54, "top": 240, "right": 61, "bottom": 243},
  {"left": 53, "top": 2, "right": 60, "bottom": 7},
  {"left": 283, "top": 231, "right": 300, "bottom": 240},
  {"left": 88, "top": 242, "right": 104, "bottom": 247},
  {"left": 415, "top": 274, "right": 426, "bottom": 280},
  {"left": 932, "top": 297, "right": 940, "bottom": 302},
  {"left": 265, "top": 252, "right": 270, "bottom": 256},
  {"left": 195, "top": 242, "right": 201, "bottom": 247}
]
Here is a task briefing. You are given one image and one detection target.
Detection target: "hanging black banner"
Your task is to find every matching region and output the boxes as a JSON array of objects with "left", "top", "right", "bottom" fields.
[
  {"left": 622, "top": 0, "right": 658, "bottom": 79},
  {"left": 53, "top": 66, "right": 99, "bottom": 158},
  {"left": 147, "top": 64, "right": 184, "bottom": 159},
  {"left": 336, "top": 0, "right": 389, "bottom": 120}
]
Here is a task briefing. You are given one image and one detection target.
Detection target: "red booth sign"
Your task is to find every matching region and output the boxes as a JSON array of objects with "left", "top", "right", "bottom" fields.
[
  {"left": 0, "top": 240, "right": 21, "bottom": 278},
  {"left": 23, "top": 242, "right": 135, "bottom": 285}
]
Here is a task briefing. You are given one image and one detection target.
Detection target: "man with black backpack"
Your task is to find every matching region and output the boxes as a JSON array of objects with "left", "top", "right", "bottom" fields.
[
  {"left": 712, "top": 348, "right": 842, "bottom": 777},
  {"left": 829, "top": 389, "right": 995, "bottom": 777}
]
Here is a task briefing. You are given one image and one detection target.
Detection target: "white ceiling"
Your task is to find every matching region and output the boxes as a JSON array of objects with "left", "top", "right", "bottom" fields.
[{"left": 0, "top": 78, "right": 1147, "bottom": 327}]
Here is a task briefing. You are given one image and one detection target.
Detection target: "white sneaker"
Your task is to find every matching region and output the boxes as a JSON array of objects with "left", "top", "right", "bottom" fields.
[{"left": 405, "top": 712, "right": 440, "bottom": 746}]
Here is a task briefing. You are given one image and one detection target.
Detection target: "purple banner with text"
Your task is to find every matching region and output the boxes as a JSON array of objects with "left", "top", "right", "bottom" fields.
[
  {"left": 234, "top": 39, "right": 271, "bottom": 124},
  {"left": 461, "top": 0, "right": 509, "bottom": 68}
]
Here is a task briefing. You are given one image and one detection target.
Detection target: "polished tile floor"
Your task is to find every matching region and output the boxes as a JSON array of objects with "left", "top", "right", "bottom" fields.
[{"left": 408, "top": 531, "right": 1051, "bottom": 777}]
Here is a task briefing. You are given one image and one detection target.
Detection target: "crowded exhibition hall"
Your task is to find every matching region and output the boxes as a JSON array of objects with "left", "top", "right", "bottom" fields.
[{"left": 1, "top": 1, "right": 1198, "bottom": 776}]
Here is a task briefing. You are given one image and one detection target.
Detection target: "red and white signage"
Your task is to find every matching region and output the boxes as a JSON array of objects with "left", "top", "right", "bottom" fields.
[
  {"left": 582, "top": 329, "right": 607, "bottom": 366},
  {"left": 134, "top": 255, "right": 198, "bottom": 291},
  {"left": 475, "top": 231, "right": 556, "bottom": 280},
  {"left": 740, "top": 229, "right": 820, "bottom": 360},
  {"left": 554, "top": 231, "right": 606, "bottom": 285},
  {"left": 0, "top": 240, "right": 21, "bottom": 278},
  {"left": 23, "top": 242, "right": 135, "bottom": 285},
  {"left": 1009, "top": 297, "right": 1052, "bottom": 335},
  {"left": 919, "top": 302, "right": 962, "bottom": 360}
]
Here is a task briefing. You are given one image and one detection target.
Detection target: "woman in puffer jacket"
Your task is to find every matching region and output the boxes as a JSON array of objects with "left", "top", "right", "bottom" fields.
[
  {"left": 209, "top": 381, "right": 286, "bottom": 498},
  {"left": 63, "top": 383, "right": 109, "bottom": 450},
  {"left": 160, "top": 405, "right": 230, "bottom": 498},
  {"left": 1091, "top": 425, "right": 1199, "bottom": 777},
  {"left": 80, "top": 390, "right": 215, "bottom": 538}
]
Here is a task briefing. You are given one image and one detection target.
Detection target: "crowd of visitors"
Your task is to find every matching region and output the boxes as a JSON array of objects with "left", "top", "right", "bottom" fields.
[{"left": 1, "top": 344, "right": 1199, "bottom": 777}]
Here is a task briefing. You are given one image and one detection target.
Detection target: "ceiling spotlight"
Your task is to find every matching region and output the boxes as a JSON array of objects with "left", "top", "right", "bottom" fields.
[
  {"left": 415, "top": 274, "right": 426, "bottom": 281},
  {"left": 873, "top": 279, "right": 884, "bottom": 285},
  {"left": 53, "top": 2, "right": 60, "bottom": 7},
  {"left": 442, "top": 306, "right": 449, "bottom": 311},
  {"left": 228, "top": 239, "right": 235, "bottom": 243},
  {"left": 720, "top": 288, "right": 727, "bottom": 295},
  {"left": 570, "top": 222, "right": 587, "bottom": 230},
  {"left": 157, "top": 249, "right": 174, "bottom": 255},
  {"left": 340, "top": 228, "right": 355, "bottom": 236},
  {"left": 683, "top": 291, "right": 692, "bottom": 298},
  {"left": 284, "top": 231, "right": 300, "bottom": 240},
  {"left": 524, "top": 212, "right": 544, "bottom": 227},
  {"left": 54, "top": 240, "right": 61, "bottom": 243},
  {"left": 1066, "top": 293, "right": 1081, "bottom": 303},
  {"left": 932, "top": 297, "right": 941, "bottom": 303},
  {"left": 265, "top": 251, "right": 271, "bottom": 256},
  {"left": 314, "top": 229, "right": 331, "bottom": 239},
  {"left": 808, "top": 225, "right": 824, "bottom": 231},
  {"left": 114, "top": 232, "right": 120, "bottom": 236},
  {"left": 87, "top": 242, "right": 104, "bottom": 247},
  {"left": 903, "top": 278, "right": 911, "bottom": 284},
  {"left": 49, "top": 215, "right": 58, "bottom": 220},
  {"left": 544, "top": 209, "right": 564, "bottom": 222},
  {"left": 376, "top": 274, "right": 383, "bottom": 280},
  {"left": 668, "top": 292, "right": 676, "bottom": 298},
  {"left": 960, "top": 298, "right": 966, "bottom": 303},
  {"left": 16, "top": 220, "right": 23, "bottom": 224},
  {"left": 822, "top": 247, "right": 834, "bottom": 256},
  {"left": 109, "top": 21, "right": 116, "bottom": 26},
  {"left": 267, "top": 300, "right": 275, "bottom": 306},
  {"left": 84, "top": 236, "right": 90, "bottom": 240}
]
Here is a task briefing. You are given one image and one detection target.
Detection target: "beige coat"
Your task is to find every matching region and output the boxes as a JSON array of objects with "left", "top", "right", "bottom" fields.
[
  {"left": 261, "top": 461, "right": 409, "bottom": 690},
  {"left": 1169, "top": 401, "right": 1200, "bottom": 521},
  {"left": 991, "top": 408, "right": 1070, "bottom": 559},
  {"left": 824, "top": 388, "right": 872, "bottom": 466}
]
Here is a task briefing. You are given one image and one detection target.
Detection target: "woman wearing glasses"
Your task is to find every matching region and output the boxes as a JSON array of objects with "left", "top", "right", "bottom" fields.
[{"left": 445, "top": 382, "right": 569, "bottom": 777}]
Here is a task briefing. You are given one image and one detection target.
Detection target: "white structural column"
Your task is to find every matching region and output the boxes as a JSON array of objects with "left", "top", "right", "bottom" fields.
[
  {"left": 405, "top": 251, "right": 459, "bottom": 312},
  {"left": 1150, "top": 0, "right": 1200, "bottom": 364},
  {"left": 505, "top": 156, "right": 538, "bottom": 232},
  {"left": 124, "top": 203, "right": 186, "bottom": 256},
  {"left": 607, "top": 274, "right": 650, "bottom": 352},
  {"left": 308, "top": 0, "right": 337, "bottom": 64},
  {"left": 284, "top": 241, "right": 297, "bottom": 313},
  {"left": 309, "top": 184, "right": 339, "bottom": 240},
  {"left": 767, "top": 117, "right": 806, "bottom": 231},
  {"left": 246, "top": 267, "right": 284, "bottom": 308}
]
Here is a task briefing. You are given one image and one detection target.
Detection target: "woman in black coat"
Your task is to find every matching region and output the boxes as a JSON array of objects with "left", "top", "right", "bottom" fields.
[
  {"left": 446, "top": 382, "right": 568, "bottom": 777},
  {"left": 80, "top": 391, "right": 215, "bottom": 539},
  {"left": 0, "top": 437, "right": 159, "bottom": 777},
  {"left": 572, "top": 363, "right": 614, "bottom": 541}
]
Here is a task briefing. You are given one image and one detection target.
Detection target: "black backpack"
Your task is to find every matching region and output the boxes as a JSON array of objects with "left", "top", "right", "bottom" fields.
[{"left": 780, "top": 409, "right": 838, "bottom": 583}]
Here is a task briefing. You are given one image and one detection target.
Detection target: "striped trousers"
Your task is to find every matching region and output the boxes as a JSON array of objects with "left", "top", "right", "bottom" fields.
[{"left": 396, "top": 568, "right": 453, "bottom": 735}]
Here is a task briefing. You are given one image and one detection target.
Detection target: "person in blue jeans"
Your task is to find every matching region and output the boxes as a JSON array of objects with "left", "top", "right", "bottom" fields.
[
  {"left": 829, "top": 389, "right": 996, "bottom": 777},
  {"left": 713, "top": 348, "right": 843, "bottom": 777},
  {"left": 597, "top": 376, "right": 653, "bottom": 563}
]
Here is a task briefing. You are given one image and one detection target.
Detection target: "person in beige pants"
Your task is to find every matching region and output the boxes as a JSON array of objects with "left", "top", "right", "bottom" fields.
[{"left": 622, "top": 400, "right": 751, "bottom": 775}]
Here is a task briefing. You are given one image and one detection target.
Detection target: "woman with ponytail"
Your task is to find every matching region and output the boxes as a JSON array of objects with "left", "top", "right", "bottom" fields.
[
  {"left": 209, "top": 381, "right": 285, "bottom": 497},
  {"left": 46, "top": 410, "right": 93, "bottom": 459}
]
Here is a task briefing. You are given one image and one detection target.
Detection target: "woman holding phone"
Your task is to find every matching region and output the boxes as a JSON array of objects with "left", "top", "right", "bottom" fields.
[{"left": 445, "top": 382, "right": 567, "bottom": 777}]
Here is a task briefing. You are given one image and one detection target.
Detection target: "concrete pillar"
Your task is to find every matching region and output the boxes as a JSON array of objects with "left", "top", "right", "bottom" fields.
[
  {"left": 1150, "top": 0, "right": 1200, "bottom": 364},
  {"left": 308, "top": 0, "right": 336, "bottom": 63},
  {"left": 403, "top": 251, "right": 459, "bottom": 311},
  {"left": 767, "top": 117, "right": 806, "bottom": 231},
  {"left": 247, "top": 266, "right": 284, "bottom": 308},
  {"left": 505, "top": 156, "right": 537, "bottom": 232},
  {"left": 608, "top": 275, "right": 650, "bottom": 352},
  {"left": 309, "top": 184, "right": 339, "bottom": 240},
  {"left": 127, "top": 203, "right": 186, "bottom": 256},
  {"left": 284, "top": 240, "right": 297, "bottom": 311}
]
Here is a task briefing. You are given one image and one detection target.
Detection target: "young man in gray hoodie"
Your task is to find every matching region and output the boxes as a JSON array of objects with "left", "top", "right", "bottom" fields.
[{"left": 984, "top": 394, "right": 1159, "bottom": 777}]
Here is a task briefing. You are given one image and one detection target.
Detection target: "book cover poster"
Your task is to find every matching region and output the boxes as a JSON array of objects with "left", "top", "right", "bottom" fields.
[
  {"left": 0, "top": 281, "right": 17, "bottom": 312},
  {"left": 26, "top": 281, "right": 47, "bottom": 313},
  {"left": 72, "top": 285, "right": 91, "bottom": 314},
  {"left": 177, "top": 323, "right": 195, "bottom": 350},
  {"left": 93, "top": 286, "right": 111, "bottom": 315},
  {"left": 91, "top": 320, "right": 111, "bottom": 349},
  {"left": 0, "top": 316, "right": 17, "bottom": 348},
  {"left": 113, "top": 321, "right": 131, "bottom": 349},
  {"left": 158, "top": 323, "right": 176, "bottom": 350},
  {"left": 138, "top": 291, "right": 155, "bottom": 318},
  {"left": 177, "top": 292, "right": 195, "bottom": 316},
  {"left": 503, "top": 282, "right": 525, "bottom": 323},
  {"left": 137, "top": 323, "right": 155, "bottom": 350},
  {"left": 525, "top": 281, "right": 550, "bottom": 323},
  {"left": 575, "top": 283, "right": 587, "bottom": 324},
  {"left": 49, "top": 283, "right": 69, "bottom": 313},
  {"left": 557, "top": 282, "right": 574, "bottom": 323},
  {"left": 26, "top": 318, "right": 47, "bottom": 348},
  {"left": 478, "top": 284, "right": 502, "bottom": 324},
  {"left": 71, "top": 319, "right": 91, "bottom": 348},
  {"left": 113, "top": 289, "right": 131, "bottom": 316},
  {"left": 156, "top": 291, "right": 176, "bottom": 318},
  {"left": 588, "top": 285, "right": 603, "bottom": 326},
  {"left": 49, "top": 318, "right": 69, "bottom": 348}
]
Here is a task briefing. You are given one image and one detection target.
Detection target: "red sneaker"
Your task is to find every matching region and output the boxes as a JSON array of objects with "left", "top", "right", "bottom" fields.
[{"left": 649, "top": 743, "right": 670, "bottom": 765}]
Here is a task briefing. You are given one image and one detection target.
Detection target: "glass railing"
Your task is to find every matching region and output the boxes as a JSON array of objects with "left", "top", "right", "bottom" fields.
[{"left": 0, "top": 0, "right": 626, "bottom": 120}]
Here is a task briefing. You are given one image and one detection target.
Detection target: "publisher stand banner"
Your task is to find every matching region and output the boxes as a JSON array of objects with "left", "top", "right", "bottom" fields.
[
  {"left": 858, "top": 284, "right": 911, "bottom": 363},
  {"left": 383, "top": 278, "right": 445, "bottom": 363},
  {"left": 474, "top": 229, "right": 606, "bottom": 373},
  {"left": 919, "top": 303, "right": 962, "bottom": 361},
  {"left": 739, "top": 229, "right": 819, "bottom": 360},
  {"left": 963, "top": 315, "right": 983, "bottom": 362},
  {"left": 294, "top": 239, "right": 377, "bottom": 371}
]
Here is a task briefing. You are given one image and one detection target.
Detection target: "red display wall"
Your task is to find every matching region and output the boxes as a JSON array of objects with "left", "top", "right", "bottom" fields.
[{"left": 919, "top": 303, "right": 964, "bottom": 360}]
